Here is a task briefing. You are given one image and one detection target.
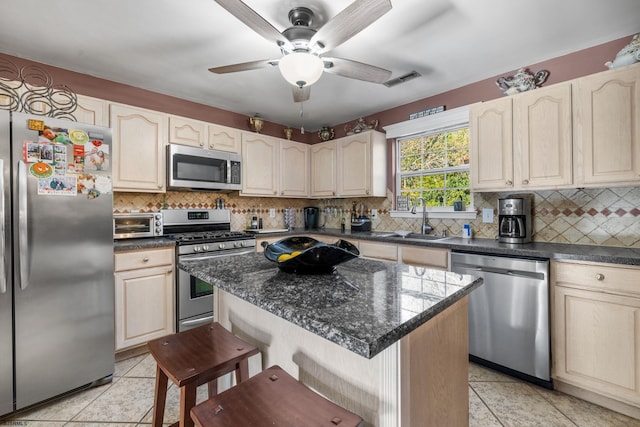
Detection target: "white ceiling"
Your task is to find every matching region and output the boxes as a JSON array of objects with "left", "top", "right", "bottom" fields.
[{"left": 1, "top": 0, "right": 638, "bottom": 131}]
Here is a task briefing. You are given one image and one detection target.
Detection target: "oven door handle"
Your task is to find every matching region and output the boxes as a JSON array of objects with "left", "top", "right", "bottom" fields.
[
  {"left": 181, "top": 315, "right": 215, "bottom": 328},
  {"left": 180, "top": 248, "right": 255, "bottom": 262}
]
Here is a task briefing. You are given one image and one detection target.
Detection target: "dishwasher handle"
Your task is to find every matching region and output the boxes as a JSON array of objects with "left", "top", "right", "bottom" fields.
[{"left": 454, "top": 264, "right": 545, "bottom": 281}]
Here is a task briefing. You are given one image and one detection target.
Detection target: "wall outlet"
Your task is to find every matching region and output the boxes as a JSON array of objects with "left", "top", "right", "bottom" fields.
[
  {"left": 269, "top": 208, "right": 276, "bottom": 218},
  {"left": 371, "top": 208, "right": 378, "bottom": 219},
  {"left": 482, "top": 208, "right": 494, "bottom": 223}
]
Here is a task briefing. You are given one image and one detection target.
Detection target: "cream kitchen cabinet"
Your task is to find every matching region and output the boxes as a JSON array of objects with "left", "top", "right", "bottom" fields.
[
  {"left": 169, "top": 115, "right": 241, "bottom": 153},
  {"left": 574, "top": 63, "right": 640, "bottom": 187},
  {"left": 114, "top": 247, "right": 175, "bottom": 351},
  {"left": 337, "top": 131, "right": 387, "bottom": 197},
  {"left": 74, "top": 94, "right": 109, "bottom": 126},
  {"left": 357, "top": 240, "right": 398, "bottom": 262},
  {"left": 399, "top": 245, "right": 448, "bottom": 270},
  {"left": 471, "top": 82, "right": 573, "bottom": 191},
  {"left": 310, "top": 141, "right": 337, "bottom": 197},
  {"left": 470, "top": 97, "right": 513, "bottom": 191},
  {"left": 241, "top": 133, "right": 309, "bottom": 197},
  {"left": 208, "top": 123, "right": 241, "bottom": 153},
  {"left": 241, "top": 133, "right": 279, "bottom": 196},
  {"left": 168, "top": 115, "right": 207, "bottom": 148},
  {"left": 110, "top": 103, "right": 167, "bottom": 192},
  {"left": 279, "top": 139, "right": 309, "bottom": 197},
  {"left": 552, "top": 260, "right": 640, "bottom": 415}
]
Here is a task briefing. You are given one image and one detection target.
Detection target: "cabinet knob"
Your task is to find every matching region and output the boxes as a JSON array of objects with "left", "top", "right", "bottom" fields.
[
  {"left": 595, "top": 273, "right": 605, "bottom": 281},
  {"left": 143, "top": 257, "right": 150, "bottom": 262},
  {"left": 332, "top": 192, "right": 335, "bottom": 196},
  {"left": 199, "top": 142, "right": 204, "bottom": 147},
  {"left": 157, "top": 184, "right": 163, "bottom": 189},
  {"left": 506, "top": 180, "right": 513, "bottom": 186},
  {"left": 209, "top": 144, "right": 214, "bottom": 149},
  {"left": 167, "top": 269, "right": 173, "bottom": 274},
  {"left": 522, "top": 179, "right": 529, "bottom": 185}
]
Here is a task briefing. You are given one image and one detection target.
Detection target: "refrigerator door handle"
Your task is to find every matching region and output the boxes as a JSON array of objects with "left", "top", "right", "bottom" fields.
[
  {"left": 0, "top": 159, "right": 4, "bottom": 294},
  {"left": 18, "top": 160, "right": 29, "bottom": 290}
]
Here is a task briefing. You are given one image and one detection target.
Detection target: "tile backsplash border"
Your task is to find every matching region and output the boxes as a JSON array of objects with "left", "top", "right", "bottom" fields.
[{"left": 114, "top": 186, "right": 640, "bottom": 248}]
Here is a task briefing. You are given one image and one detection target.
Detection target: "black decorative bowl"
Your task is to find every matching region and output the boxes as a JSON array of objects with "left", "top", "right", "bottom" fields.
[{"left": 262, "top": 236, "right": 360, "bottom": 274}]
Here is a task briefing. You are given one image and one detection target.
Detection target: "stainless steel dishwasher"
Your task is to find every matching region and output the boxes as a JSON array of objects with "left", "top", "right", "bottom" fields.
[{"left": 451, "top": 251, "right": 551, "bottom": 388}]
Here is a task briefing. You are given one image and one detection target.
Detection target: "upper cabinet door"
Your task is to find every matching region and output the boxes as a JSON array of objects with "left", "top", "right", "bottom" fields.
[
  {"left": 337, "top": 133, "right": 371, "bottom": 197},
  {"left": 74, "top": 95, "right": 109, "bottom": 126},
  {"left": 208, "top": 124, "right": 241, "bottom": 153},
  {"left": 241, "top": 133, "right": 279, "bottom": 196},
  {"left": 470, "top": 98, "right": 513, "bottom": 191},
  {"left": 310, "top": 141, "right": 337, "bottom": 197},
  {"left": 110, "top": 104, "right": 167, "bottom": 192},
  {"left": 279, "top": 140, "right": 309, "bottom": 197},
  {"left": 168, "top": 115, "right": 206, "bottom": 148},
  {"left": 514, "top": 83, "right": 573, "bottom": 189},
  {"left": 574, "top": 64, "right": 640, "bottom": 187}
]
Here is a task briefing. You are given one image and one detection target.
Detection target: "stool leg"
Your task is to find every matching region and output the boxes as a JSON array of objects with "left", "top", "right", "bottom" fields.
[
  {"left": 234, "top": 358, "right": 250, "bottom": 384},
  {"left": 207, "top": 379, "right": 217, "bottom": 398},
  {"left": 152, "top": 365, "right": 168, "bottom": 427},
  {"left": 180, "top": 384, "right": 197, "bottom": 427}
]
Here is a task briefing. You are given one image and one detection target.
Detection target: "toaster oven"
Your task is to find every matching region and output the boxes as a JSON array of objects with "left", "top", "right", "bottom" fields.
[{"left": 113, "top": 212, "right": 163, "bottom": 239}]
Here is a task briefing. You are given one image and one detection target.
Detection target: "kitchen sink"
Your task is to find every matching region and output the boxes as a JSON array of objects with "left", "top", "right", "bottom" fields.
[{"left": 372, "top": 231, "right": 446, "bottom": 241}]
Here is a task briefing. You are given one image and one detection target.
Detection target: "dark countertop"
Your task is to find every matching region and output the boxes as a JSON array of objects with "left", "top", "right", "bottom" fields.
[
  {"left": 255, "top": 228, "right": 640, "bottom": 266},
  {"left": 179, "top": 252, "right": 483, "bottom": 359},
  {"left": 112, "top": 229, "right": 640, "bottom": 266},
  {"left": 113, "top": 237, "right": 176, "bottom": 252}
]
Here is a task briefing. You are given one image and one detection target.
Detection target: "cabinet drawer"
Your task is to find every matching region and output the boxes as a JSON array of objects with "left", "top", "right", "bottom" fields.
[
  {"left": 358, "top": 241, "right": 397, "bottom": 261},
  {"left": 553, "top": 261, "right": 640, "bottom": 297},
  {"left": 115, "top": 248, "right": 174, "bottom": 272},
  {"left": 399, "top": 245, "right": 448, "bottom": 270}
]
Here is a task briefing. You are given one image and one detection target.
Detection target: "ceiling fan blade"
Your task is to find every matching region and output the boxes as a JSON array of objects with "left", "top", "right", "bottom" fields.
[
  {"left": 323, "top": 57, "right": 391, "bottom": 84},
  {"left": 213, "top": 0, "right": 292, "bottom": 49},
  {"left": 292, "top": 86, "right": 311, "bottom": 103},
  {"left": 310, "top": 0, "right": 392, "bottom": 54},
  {"left": 209, "top": 59, "right": 277, "bottom": 74}
]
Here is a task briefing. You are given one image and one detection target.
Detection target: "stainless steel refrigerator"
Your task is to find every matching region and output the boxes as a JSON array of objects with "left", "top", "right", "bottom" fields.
[{"left": 0, "top": 111, "right": 114, "bottom": 416}]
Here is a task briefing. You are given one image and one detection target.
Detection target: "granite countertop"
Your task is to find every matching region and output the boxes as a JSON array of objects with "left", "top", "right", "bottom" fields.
[
  {"left": 258, "top": 228, "right": 640, "bottom": 266},
  {"left": 113, "top": 237, "right": 176, "bottom": 252},
  {"left": 179, "top": 252, "right": 483, "bottom": 359}
]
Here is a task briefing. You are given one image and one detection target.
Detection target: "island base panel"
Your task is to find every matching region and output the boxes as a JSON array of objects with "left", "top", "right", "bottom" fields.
[
  {"left": 401, "top": 296, "right": 469, "bottom": 426},
  {"left": 216, "top": 289, "right": 470, "bottom": 426}
]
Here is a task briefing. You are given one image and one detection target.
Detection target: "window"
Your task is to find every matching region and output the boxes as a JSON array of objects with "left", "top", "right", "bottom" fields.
[{"left": 397, "top": 126, "right": 471, "bottom": 208}]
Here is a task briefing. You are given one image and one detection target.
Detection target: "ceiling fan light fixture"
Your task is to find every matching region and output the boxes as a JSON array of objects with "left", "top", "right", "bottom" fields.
[{"left": 278, "top": 52, "right": 324, "bottom": 88}]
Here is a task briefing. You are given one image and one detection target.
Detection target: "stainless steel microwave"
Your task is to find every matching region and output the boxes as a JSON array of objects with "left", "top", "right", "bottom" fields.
[{"left": 167, "top": 144, "right": 242, "bottom": 191}]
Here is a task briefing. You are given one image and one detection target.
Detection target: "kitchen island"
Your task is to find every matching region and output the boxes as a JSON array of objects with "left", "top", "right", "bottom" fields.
[{"left": 180, "top": 252, "right": 483, "bottom": 426}]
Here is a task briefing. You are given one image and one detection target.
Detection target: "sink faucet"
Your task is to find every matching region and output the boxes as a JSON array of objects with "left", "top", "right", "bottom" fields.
[{"left": 411, "top": 197, "right": 433, "bottom": 234}]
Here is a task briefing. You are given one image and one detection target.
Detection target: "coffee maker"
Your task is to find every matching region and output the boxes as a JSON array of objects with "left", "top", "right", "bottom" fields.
[
  {"left": 498, "top": 198, "right": 532, "bottom": 243},
  {"left": 303, "top": 207, "right": 320, "bottom": 230}
]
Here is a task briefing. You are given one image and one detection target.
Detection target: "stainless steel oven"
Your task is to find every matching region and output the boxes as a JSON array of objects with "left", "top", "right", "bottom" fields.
[{"left": 162, "top": 209, "right": 255, "bottom": 331}]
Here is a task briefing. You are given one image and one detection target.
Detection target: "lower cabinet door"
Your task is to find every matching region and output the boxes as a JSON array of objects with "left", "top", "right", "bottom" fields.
[
  {"left": 115, "top": 265, "right": 175, "bottom": 351},
  {"left": 553, "top": 285, "right": 640, "bottom": 407}
]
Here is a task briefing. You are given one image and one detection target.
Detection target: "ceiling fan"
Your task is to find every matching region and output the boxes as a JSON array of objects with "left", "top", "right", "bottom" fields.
[{"left": 208, "top": 0, "right": 393, "bottom": 103}]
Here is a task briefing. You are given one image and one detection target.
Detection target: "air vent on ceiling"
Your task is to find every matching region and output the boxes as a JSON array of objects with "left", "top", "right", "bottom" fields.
[{"left": 383, "top": 71, "right": 421, "bottom": 87}]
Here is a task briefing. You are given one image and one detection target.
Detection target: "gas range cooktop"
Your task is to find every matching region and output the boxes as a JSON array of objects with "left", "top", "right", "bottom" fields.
[{"left": 170, "top": 231, "right": 251, "bottom": 244}]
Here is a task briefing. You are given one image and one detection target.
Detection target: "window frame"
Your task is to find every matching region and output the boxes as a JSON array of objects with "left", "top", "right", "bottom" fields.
[{"left": 383, "top": 106, "right": 476, "bottom": 220}]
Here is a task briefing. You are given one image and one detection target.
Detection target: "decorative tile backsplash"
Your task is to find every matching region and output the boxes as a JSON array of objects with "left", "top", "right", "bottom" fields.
[{"left": 114, "top": 186, "right": 640, "bottom": 248}]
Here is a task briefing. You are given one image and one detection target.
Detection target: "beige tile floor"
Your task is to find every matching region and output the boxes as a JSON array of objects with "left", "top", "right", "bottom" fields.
[{"left": 2, "top": 353, "right": 639, "bottom": 427}]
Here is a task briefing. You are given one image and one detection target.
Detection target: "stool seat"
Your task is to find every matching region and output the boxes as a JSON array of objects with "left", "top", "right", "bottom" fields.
[
  {"left": 190, "top": 365, "right": 363, "bottom": 427},
  {"left": 148, "top": 322, "right": 259, "bottom": 427}
]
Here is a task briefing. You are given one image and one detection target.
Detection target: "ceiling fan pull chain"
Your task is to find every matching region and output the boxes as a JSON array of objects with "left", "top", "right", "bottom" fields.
[{"left": 300, "top": 101, "right": 305, "bottom": 134}]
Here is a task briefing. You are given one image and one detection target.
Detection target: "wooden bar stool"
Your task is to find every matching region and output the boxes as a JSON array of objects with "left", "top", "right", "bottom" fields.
[
  {"left": 190, "top": 365, "right": 363, "bottom": 427},
  {"left": 148, "top": 322, "right": 259, "bottom": 427}
]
